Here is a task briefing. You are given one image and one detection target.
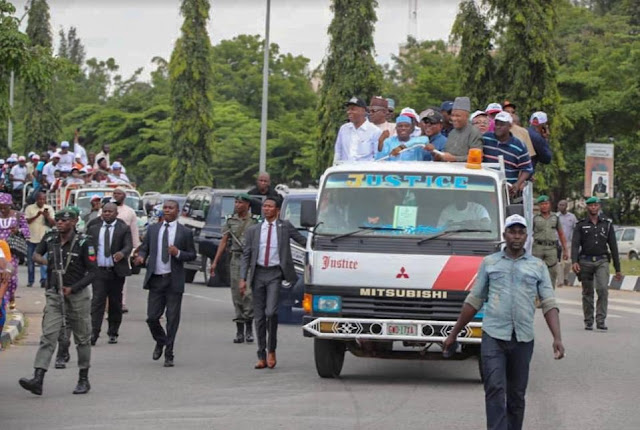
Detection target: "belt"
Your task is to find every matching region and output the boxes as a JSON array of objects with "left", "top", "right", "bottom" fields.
[
  {"left": 256, "top": 265, "right": 281, "bottom": 271},
  {"left": 580, "top": 255, "right": 608, "bottom": 262},
  {"left": 535, "top": 240, "right": 557, "bottom": 247},
  {"left": 152, "top": 273, "right": 172, "bottom": 278},
  {"left": 98, "top": 266, "right": 115, "bottom": 272}
]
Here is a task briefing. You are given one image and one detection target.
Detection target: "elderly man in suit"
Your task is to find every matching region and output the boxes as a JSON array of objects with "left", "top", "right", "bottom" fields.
[
  {"left": 240, "top": 197, "right": 307, "bottom": 369},
  {"left": 134, "top": 200, "right": 196, "bottom": 367},
  {"left": 87, "top": 202, "right": 133, "bottom": 346}
]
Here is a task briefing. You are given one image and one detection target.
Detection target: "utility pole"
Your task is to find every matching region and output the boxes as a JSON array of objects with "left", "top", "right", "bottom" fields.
[
  {"left": 408, "top": 0, "right": 418, "bottom": 39},
  {"left": 258, "top": 0, "right": 271, "bottom": 173},
  {"left": 8, "top": 1, "right": 33, "bottom": 150}
]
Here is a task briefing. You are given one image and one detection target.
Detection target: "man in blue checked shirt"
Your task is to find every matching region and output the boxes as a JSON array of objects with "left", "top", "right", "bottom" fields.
[
  {"left": 375, "top": 115, "right": 428, "bottom": 161},
  {"left": 444, "top": 214, "right": 565, "bottom": 430}
]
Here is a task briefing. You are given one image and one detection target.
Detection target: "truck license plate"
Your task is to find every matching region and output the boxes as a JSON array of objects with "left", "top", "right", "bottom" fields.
[{"left": 388, "top": 324, "right": 417, "bottom": 336}]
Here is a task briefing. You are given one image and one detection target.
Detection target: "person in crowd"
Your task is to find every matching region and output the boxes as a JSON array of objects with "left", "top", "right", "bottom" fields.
[
  {"left": 19, "top": 208, "right": 96, "bottom": 396},
  {"left": 248, "top": 172, "right": 279, "bottom": 200},
  {"left": 0, "top": 241, "right": 11, "bottom": 350},
  {"left": 369, "top": 96, "right": 396, "bottom": 151},
  {"left": 73, "top": 130, "right": 88, "bottom": 166},
  {"left": 444, "top": 214, "right": 564, "bottom": 430},
  {"left": 26, "top": 152, "right": 36, "bottom": 176},
  {"left": 240, "top": 197, "right": 307, "bottom": 370},
  {"left": 95, "top": 156, "right": 109, "bottom": 173},
  {"left": 87, "top": 152, "right": 96, "bottom": 169},
  {"left": 557, "top": 199, "right": 577, "bottom": 287},
  {"left": 419, "top": 109, "right": 447, "bottom": 161},
  {"left": 57, "top": 141, "right": 75, "bottom": 170},
  {"left": 108, "top": 162, "right": 129, "bottom": 184},
  {"left": 333, "top": 96, "right": 382, "bottom": 163},
  {"left": 507, "top": 112, "right": 537, "bottom": 159},
  {"left": 84, "top": 195, "right": 102, "bottom": 225},
  {"left": 42, "top": 153, "right": 60, "bottom": 188},
  {"left": 112, "top": 187, "right": 140, "bottom": 314},
  {"left": 532, "top": 195, "right": 568, "bottom": 288},
  {"left": 527, "top": 111, "right": 553, "bottom": 169},
  {"left": 376, "top": 115, "right": 427, "bottom": 161},
  {"left": 386, "top": 98, "right": 395, "bottom": 122},
  {"left": 10, "top": 155, "right": 30, "bottom": 193},
  {"left": 436, "top": 97, "right": 483, "bottom": 162},
  {"left": 25, "top": 191, "right": 54, "bottom": 288},
  {"left": 47, "top": 141, "right": 58, "bottom": 159},
  {"left": 572, "top": 197, "right": 621, "bottom": 331},
  {"left": 440, "top": 101, "right": 454, "bottom": 137},
  {"left": 0, "top": 193, "right": 30, "bottom": 310},
  {"left": 481, "top": 111, "right": 533, "bottom": 197},
  {"left": 399, "top": 107, "right": 422, "bottom": 137},
  {"left": 30, "top": 154, "right": 44, "bottom": 194},
  {"left": 94, "top": 144, "right": 111, "bottom": 170},
  {"left": 484, "top": 102, "right": 503, "bottom": 132},
  {"left": 65, "top": 167, "right": 85, "bottom": 185},
  {"left": 503, "top": 100, "right": 516, "bottom": 115},
  {"left": 134, "top": 200, "right": 196, "bottom": 367},
  {"left": 471, "top": 110, "right": 490, "bottom": 134}
]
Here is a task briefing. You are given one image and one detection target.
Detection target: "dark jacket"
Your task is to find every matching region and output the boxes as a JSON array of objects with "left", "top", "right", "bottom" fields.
[{"left": 86, "top": 218, "right": 133, "bottom": 278}]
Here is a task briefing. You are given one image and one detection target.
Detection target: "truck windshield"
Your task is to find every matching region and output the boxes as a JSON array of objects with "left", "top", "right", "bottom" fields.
[{"left": 316, "top": 171, "right": 500, "bottom": 240}]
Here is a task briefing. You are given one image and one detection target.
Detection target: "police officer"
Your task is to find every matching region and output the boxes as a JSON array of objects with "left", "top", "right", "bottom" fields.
[
  {"left": 19, "top": 208, "right": 97, "bottom": 395},
  {"left": 210, "top": 193, "right": 259, "bottom": 343},
  {"left": 572, "top": 197, "right": 622, "bottom": 331},
  {"left": 532, "top": 195, "right": 568, "bottom": 288}
]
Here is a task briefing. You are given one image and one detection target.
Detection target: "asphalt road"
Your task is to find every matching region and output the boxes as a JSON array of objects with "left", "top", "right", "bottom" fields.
[{"left": 1, "top": 268, "right": 640, "bottom": 430}]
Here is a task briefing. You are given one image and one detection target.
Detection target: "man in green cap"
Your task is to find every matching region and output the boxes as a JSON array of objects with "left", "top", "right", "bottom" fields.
[
  {"left": 211, "top": 193, "right": 260, "bottom": 343},
  {"left": 19, "top": 208, "right": 97, "bottom": 395},
  {"left": 572, "top": 197, "right": 621, "bottom": 330},
  {"left": 532, "top": 195, "right": 568, "bottom": 288}
]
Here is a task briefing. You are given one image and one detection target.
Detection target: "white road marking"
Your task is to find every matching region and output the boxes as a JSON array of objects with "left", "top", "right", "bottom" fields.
[{"left": 609, "top": 298, "right": 640, "bottom": 306}]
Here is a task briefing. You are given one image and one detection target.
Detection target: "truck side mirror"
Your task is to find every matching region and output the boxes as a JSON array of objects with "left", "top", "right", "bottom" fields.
[
  {"left": 300, "top": 200, "right": 317, "bottom": 228},
  {"left": 506, "top": 204, "right": 524, "bottom": 217}
]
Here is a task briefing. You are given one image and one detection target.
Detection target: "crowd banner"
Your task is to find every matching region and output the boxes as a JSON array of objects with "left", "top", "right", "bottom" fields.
[{"left": 584, "top": 143, "right": 614, "bottom": 199}]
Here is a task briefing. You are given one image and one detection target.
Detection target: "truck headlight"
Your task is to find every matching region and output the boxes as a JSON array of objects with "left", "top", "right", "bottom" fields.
[{"left": 313, "top": 296, "right": 342, "bottom": 313}]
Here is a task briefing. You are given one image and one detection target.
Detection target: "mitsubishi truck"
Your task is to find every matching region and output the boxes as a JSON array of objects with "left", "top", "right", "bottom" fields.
[{"left": 299, "top": 153, "right": 531, "bottom": 379}]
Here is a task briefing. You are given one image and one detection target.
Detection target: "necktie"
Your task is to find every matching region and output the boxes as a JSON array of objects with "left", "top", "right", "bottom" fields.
[
  {"left": 264, "top": 222, "right": 273, "bottom": 267},
  {"left": 103, "top": 224, "right": 111, "bottom": 258},
  {"left": 162, "top": 222, "right": 170, "bottom": 263}
]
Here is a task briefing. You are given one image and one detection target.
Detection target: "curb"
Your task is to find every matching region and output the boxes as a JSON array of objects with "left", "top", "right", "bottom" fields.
[
  {"left": 1, "top": 309, "right": 26, "bottom": 347},
  {"left": 566, "top": 273, "right": 640, "bottom": 292}
]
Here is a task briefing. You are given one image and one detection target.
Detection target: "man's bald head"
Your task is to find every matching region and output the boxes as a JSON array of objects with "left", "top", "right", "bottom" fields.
[{"left": 256, "top": 172, "right": 271, "bottom": 193}]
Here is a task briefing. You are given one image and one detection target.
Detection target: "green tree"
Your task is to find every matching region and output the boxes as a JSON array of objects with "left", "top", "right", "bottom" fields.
[
  {"left": 25, "top": 0, "right": 51, "bottom": 48},
  {"left": 168, "top": 0, "right": 215, "bottom": 192},
  {"left": 316, "top": 0, "right": 383, "bottom": 173},
  {"left": 58, "top": 27, "right": 85, "bottom": 66}
]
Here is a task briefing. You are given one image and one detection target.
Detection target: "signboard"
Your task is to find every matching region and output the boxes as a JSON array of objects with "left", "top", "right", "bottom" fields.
[{"left": 584, "top": 143, "right": 614, "bottom": 199}]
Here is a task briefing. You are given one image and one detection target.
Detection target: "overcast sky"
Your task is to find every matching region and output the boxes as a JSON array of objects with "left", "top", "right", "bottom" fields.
[{"left": 13, "top": 0, "right": 461, "bottom": 81}]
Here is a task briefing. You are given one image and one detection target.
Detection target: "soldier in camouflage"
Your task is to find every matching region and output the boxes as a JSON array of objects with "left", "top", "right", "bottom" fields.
[{"left": 211, "top": 193, "right": 260, "bottom": 343}]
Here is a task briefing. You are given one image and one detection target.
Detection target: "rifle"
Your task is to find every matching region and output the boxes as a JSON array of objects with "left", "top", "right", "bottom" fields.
[{"left": 50, "top": 228, "right": 68, "bottom": 344}]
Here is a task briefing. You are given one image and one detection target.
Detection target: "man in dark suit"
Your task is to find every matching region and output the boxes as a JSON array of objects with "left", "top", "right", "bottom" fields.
[
  {"left": 240, "top": 197, "right": 307, "bottom": 369},
  {"left": 87, "top": 202, "right": 133, "bottom": 346},
  {"left": 134, "top": 200, "right": 196, "bottom": 367}
]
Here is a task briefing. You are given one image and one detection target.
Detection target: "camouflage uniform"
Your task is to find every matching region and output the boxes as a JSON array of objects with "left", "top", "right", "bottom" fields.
[{"left": 532, "top": 213, "right": 560, "bottom": 288}]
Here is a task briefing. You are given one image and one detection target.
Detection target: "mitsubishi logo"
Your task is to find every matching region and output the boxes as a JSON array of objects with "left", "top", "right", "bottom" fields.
[{"left": 396, "top": 267, "right": 409, "bottom": 279}]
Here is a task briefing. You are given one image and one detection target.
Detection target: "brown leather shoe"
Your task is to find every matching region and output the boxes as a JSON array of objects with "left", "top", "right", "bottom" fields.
[
  {"left": 254, "top": 359, "right": 267, "bottom": 369},
  {"left": 267, "top": 352, "right": 277, "bottom": 369}
]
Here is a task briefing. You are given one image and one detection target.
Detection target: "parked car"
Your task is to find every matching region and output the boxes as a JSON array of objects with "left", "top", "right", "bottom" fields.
[{"left": 616, "top": 226, "right": 640, "bottom": 260}]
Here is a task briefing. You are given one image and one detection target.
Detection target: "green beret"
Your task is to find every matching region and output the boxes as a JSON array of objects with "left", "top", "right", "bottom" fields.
[
  {"left": 585, "top": 196, "right": 601, "bottom": 204},
  {"left": 235, "top": 193, "right": 252, "bottom": 202},
  {"left": 55, "top": 209, "right": 78, "bottom": 220},
  {"left": 66, "top": 206, "right": 81, "bottom": 216},
  {"left": 536, "top": 195, "right": 550, "bottom": 203}
]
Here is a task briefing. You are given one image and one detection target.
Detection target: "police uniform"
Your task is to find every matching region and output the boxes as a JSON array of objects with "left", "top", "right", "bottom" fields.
[
  {"left": 19, "top": 209, "right": 97, "bottom": 395},
  {"left": 223, "top": 197, "right": 260, "bottom": 333},
  {"left": 532, "top": 202, "right": 561, "bottom": 288},
  {"left": 571, "top": 197, "right": 620, "bottom": 330}
]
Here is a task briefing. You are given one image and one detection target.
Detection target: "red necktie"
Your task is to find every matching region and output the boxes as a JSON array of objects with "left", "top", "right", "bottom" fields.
[{"left": 264, "top": 222, "right": 273, "bottom": 266}]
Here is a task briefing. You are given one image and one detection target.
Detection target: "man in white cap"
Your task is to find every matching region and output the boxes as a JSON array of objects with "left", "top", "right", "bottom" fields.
[
  {"left": 108, "top": 162, "right": 129, "bottom": 184},
  {"left": 484, "top": 102, "right": 502, "bottom": 132},
  {"left": 42, "top": 153, "right": 61, "bottom": 186},
  {"left": 10, "top": 156, "right": 30, "bottom": 192},
  {"left": 527, "top": 111, "right": 552, "bottom": 169},
  {"left": 58, "top": 142, "right": 75, "bottom": 170},
  {"left": 444, "top": 214, "right": 564, "bottom": 430},
  {"left": 436, "top": 96, "right": 483, "bottom": 162},
  {"left": 399, "top": 107, "right": 422, "bottom": 137}
]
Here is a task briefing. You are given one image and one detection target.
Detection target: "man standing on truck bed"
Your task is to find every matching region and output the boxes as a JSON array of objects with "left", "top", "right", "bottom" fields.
[{"left": 444, "top": 214, "right": 564, "bottom": 430}]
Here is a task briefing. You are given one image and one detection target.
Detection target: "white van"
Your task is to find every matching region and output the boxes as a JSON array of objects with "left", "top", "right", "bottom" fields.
[{"left": 616, "top": 226, "right": 640, "bottom": 260}]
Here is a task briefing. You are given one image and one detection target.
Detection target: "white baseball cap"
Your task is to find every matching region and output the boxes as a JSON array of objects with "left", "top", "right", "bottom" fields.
[
  {"left": 111, "top": 161, "right": 122, "bottom": 169},
  {"left": 60, "top": 141, "right": 70, "bottom": 148},
  {"left": 51, "top": 153, "right": 61, "bottom": 159},
  {"left": 529, "top": 111, "right": 548, "bottom": 125},
  {"left": 470, "top": 110, "right": 487, "bottom": 121},
  {"left": 505, "top": 214, "right": 527, "bottom": 229},
  {"left": 399, "top": 107, "right": 418, "bottom": 120},
  {"left": 485, "top": 103, "right": 502, "bottom": 114},
  {"left": 494, "top": 111, "right": 513, "bottom": 124},
  {"left": 18, "top": 155, "right": 26, "bottom": 162}
]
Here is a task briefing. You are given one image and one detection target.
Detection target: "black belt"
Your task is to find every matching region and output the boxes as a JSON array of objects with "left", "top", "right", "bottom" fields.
[
  {"left": 535, "top": 240, "right": 557, "bottom": 246},
  {"left": 152, "top": 273, "right": 172, "bottom": 278},
  {"left": 98, "top": 266, "right": 115, "bottom": 272},
  {"left": 580, "top": 255, "right": 608, "bottom": 262},
  {"left": 256, "top": 265, "right": 281, "bottom": 271}
]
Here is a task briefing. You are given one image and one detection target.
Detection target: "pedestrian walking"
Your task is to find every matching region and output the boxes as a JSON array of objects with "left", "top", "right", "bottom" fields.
[
  {"left": 572, "top": 197, "right": 621, "bottom": 331},
  {"left": 18, "top": 209, "right": 97, "bottom": 395},
  {"left": 86, "top": 202, "right": 133, "bottom": 346},
  {"left": 0, "top": 192, "right": 30, "bottom": 310},
  {"left": 24, "top": 191, "right": 54, "bottom": 288},
  {"left": 210, "top": 193, "right": 259, "bottom": 343},
  {"left": 240, "top": 197, "right": 307, "bottom": 369},
  {"left": 0, "top": 241, "right": 12, "bottom": 347},
  {"left": 134, "top": 200, "right": 196, "bottom": 367},
  {"left": 112, "top": 187, "right": 140, "bottom": 314},
  {"left": 532, "top": 195, "right": 568, "bottom": 288},
  {"left": 557, "top": 199, "right": 577, "bottom": 286},
  {"left": 444, "top": 214, "right": 565, "bottom": 430}
]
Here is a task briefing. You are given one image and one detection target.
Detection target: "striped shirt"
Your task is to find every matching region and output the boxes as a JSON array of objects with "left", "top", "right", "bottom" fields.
[{"left": 482, "top": 132, "right": 533, "bottom": 184}]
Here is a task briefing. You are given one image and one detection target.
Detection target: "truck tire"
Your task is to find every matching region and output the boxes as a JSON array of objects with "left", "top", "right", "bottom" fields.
[
  {"left": 314, "top": 339, "right": 345, "bottom": 378},
  {"left": 185, "top": 269, "right": 196, "bottom": 284},
  {"left": 630, "top": 251, "right": 638, "bottom": 261}
]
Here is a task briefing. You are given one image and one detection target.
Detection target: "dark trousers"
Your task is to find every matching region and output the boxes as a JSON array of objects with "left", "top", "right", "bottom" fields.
[
  {"left": 252, "top": 266, "right": 282, "bottom": 360},
  {"left": 91, "top": 268, "right": 126, "bottom": 338},
  {"left": 27, "top": 242, "right": 47, "bottom": 285},
  {"left": 146, "top": 275, "right": 183, "bottom": 358},
  {"left": 482, "top": 332, "right": 534, "bottom": 430}
]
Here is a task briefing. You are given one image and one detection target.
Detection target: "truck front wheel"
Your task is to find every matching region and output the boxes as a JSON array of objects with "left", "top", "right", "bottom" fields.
[{"left": 314, "top": 339, "right": 345, "bottom": 378}]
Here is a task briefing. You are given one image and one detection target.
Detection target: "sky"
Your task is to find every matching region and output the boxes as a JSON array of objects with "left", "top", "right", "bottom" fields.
[{"left": 13, "top": 0, "right": 462, "bottom": 81}]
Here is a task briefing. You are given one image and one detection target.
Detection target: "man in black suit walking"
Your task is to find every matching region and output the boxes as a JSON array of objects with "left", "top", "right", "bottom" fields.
[
  {"left": 134, "top": 200, "right": 196, "bottom": 367},
  {"left": 240, "top": 197, "right": 307, "bottom": 369},
  {"left": 87, "top": 202, "right": 133, "bottom": 346}
]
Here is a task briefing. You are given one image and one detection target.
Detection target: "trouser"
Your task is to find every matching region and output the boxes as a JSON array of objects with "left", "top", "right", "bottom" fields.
[
  {"left": 91, "top": 268, "right": 125, "bottom": 338},
  {"left": 230, "top": 253, "right": 253, "bottom": 322},
  {"left": 482, "top": 332, "right": 534, "bottom": 430},
  {"left": 34, "top": 288, "right": 92, "bottom": 370},
  {"left": 122, "top": 278, "right": 128, "bottom": 306},
  {"left": 532, "top": 245, "right": 558, "bottom": 288},
  {"left": 252, "top": 266, "right": 282, "bottom": 360},
  {"left": 27, "top": 242, "right": 47, "bottom": 285},
  {"left": 558, "top": 247, "right": 572, "bottom": 286},
  {"left": 579, "top": 259, "right": 609, "bottom": 325},
  {"left": 146, "top": 275, "right": 183, "bottom": 358}
]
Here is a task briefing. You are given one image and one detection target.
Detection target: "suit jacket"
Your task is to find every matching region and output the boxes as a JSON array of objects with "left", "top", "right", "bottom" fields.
[
  {"left": 86, "top": 218, "right": 133, "bottom": 278},
  {"left": 240, "top": 219, "right": 307, "bottom": 284},
  {"left": 138, "top": 221, "right": 197, "bottom": 293}
]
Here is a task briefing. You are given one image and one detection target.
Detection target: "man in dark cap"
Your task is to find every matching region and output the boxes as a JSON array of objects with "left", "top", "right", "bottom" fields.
[
  {"left": 19, "top": 208, "right": 97, "bottom": 395},
  {"left": 436, "top": 97, "right": 483, "bottom": 162},
  {"left": 440, "top": 101, "right": 454, "bottom": 137},
  {"left": 333, "top": 96, "right": 382, "bottom": 163},
  {"left": 419, "top": 108, "right": 447, "bottom": 161}
]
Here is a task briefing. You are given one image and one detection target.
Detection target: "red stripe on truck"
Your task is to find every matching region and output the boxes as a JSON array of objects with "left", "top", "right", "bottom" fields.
[{"left": 432, "top": 256, "right": 483, "bottom": 291}]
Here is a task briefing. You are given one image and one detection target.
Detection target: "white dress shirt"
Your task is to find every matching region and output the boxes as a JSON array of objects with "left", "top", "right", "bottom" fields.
[
  {"left": 42, "top": 161, "right": 58, "bottom": 183},
  {"left": 10, "top": 164, "right": 28, "bottom": 188},
  {"left": 97, "top": 221, "right": 116, "bottom": 267},
  {"left": 74, "top": 143, "right": 88, "bottom": 165},
  {"left": 333, "top": 119, "right": 382, "bottom": 163},
  {"left": 57, "top": 151, "right": 75, "bottom": 170},
  {"left": 258, "top": 220, "right": 279, "bottom": 267},
  {"left": 155, "top": 220, "right": 178, "bottom": 275}
]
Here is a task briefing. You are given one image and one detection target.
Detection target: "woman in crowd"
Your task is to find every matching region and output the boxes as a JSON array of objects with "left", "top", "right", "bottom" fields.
[{"left": 0, "top": 193, "right": 30, "bottom": 310}]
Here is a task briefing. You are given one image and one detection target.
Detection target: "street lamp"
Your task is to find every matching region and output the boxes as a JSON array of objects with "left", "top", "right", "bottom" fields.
[{"left": 258, "top": 0, "right": 271, "bottom": 173}]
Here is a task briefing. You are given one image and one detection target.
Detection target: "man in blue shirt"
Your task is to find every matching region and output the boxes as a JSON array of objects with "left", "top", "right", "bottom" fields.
[
  {"left": 376, "top": 115, "right": 427, "bottom": 161},
  {"left": 527, "top": 111, "right": 552, "bottom": 169},
  {"left": 444, "top": 214, "right": 564, "bottom": 430},
  {"left": 419, "top": 108, "right": 447, "bottom": 161}
]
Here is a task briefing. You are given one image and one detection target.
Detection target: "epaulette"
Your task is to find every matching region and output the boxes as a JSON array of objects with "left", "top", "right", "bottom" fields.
[
  {"left": 251, "top": 214, "right": 261, "bottom": 221},
  {"left": 77, "top": 232, "right": 88, "bottom": 246},
  {"left": 224, "top": 214, "right": 233, "bottom": 221}
]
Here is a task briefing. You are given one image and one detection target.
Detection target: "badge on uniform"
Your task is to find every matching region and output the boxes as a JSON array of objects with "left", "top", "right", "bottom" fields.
[{"left": 88, "top": 245, "right": 96, "bottom": 262}]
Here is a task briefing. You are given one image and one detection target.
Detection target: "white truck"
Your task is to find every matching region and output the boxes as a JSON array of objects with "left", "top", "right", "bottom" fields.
[{"left": 299, "top": 156, "right": 532, "bottom": 379}]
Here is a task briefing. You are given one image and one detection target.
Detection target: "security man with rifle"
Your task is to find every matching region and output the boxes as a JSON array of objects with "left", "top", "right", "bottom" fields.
[{"left": 19, "top": 208, "right": 97, "bottom": 395}]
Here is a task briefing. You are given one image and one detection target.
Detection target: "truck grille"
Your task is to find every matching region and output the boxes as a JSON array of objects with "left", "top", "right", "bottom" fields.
[{"left": 341, "top": 296, "right": 466, "bottom": 321}]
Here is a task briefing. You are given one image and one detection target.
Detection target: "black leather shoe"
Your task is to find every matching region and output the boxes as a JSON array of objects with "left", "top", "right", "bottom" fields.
[
  {"left": 597, "top": 323, "right": 608, "bottom": 331},
  {"left": 152, "top": 343, "right": 163, "bottom": 361},
  {"left": 108, "top": 335, "right": 118, "bottom": 344},
  {"left": 245, "top": 321, "right": 254, "bottom": 343},
  {"left": 90, "top": 335, "right": 98, "bottom": 346},
  {"left": 55, "top": 356, "right": 66, "bottom": 369},
  {"left": 163, "top": 357, "right": 174, "bottom": 367},
  {"left": 585, "top": 323, "right": 593, "bottom": 331}
]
